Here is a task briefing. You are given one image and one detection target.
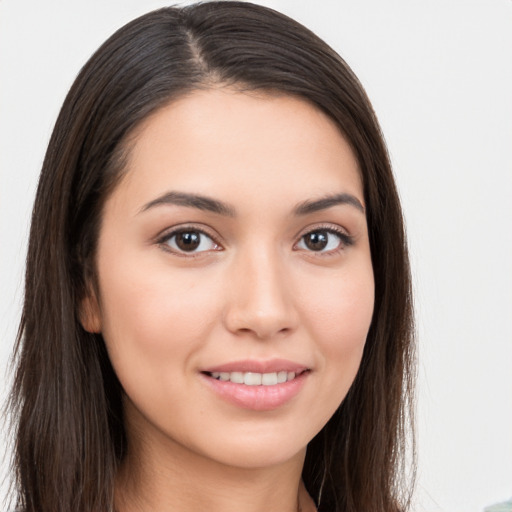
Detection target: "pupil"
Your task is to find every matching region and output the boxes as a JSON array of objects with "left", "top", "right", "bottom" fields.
[
  {"left": 176, "top": 232, "right": 200, "bottom": 251},
  {"left": 305, "top": 231, "right": 328, "bottom": 251}
]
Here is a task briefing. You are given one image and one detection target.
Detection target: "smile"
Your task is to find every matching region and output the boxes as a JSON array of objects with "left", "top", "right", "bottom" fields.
[
  {"left": 208, "top": 371, "right": 299, "bottom": 386},
  {"left": 201, "top": 363, "right": 310, "bottom": 411}
]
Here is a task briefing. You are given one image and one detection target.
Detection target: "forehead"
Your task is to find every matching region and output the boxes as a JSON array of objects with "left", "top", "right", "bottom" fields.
[{"left": 112, "top": 88, "right": 363, "bottom": 214}]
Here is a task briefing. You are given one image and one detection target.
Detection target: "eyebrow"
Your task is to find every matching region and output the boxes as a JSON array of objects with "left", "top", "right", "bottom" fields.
[
  {"left": 293, "top": 193, "right": 365, "bottom": 215},
  {"left": 140, "top": 191, "right": 236, "bottom": 217},
  {"left": 139, "top": 191, "right": 365, "bottom": 217}
]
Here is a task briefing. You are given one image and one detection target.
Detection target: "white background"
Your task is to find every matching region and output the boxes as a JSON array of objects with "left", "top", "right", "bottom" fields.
[{"left": 1, "top": 1, "right": 511, "bottom": 510}]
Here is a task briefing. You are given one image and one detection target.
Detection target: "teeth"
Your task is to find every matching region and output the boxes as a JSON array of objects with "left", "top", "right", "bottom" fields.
[
  {"left": 262, "top": 372, "right": 277, "bottom": 386},
  {"left": 209, "top": 371, "right": 299, "bottom": 385},
  {"left": 230, "top": 371, "right": 244, "bottom": 384},
  {"left": 244, "top": 372, "right": 262, "bottom": 386}
]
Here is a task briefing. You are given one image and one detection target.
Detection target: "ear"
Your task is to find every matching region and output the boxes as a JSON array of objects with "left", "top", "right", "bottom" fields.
[{"left": 79, "top": 288, "right": 102, "bottom": 333}]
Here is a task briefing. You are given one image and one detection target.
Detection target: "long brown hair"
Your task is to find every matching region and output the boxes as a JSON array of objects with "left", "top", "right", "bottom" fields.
[{"left": 8, "top": 3, "right": 415, "bottom": 511}]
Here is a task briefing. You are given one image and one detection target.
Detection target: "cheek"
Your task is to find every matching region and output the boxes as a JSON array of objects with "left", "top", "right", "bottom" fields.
[
  {"left": 299, "top": 261, "right": 374, "bottom": 379},
  {"left": 306, "top": 264, "right": 374, "bottom": 334},
  {"left": 97, "top": 255, "right": 223, "bottom": 368},
  {"left": 283, "top": 262, "right": 374, "bottom": 439},
  {"left": 97, "top": 264, "right": 225, "bottom": 426}
]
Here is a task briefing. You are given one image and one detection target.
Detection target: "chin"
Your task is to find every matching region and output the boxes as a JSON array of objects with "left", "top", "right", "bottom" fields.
[
  {"left": 200, "top": 438, "right": 307, "bottom": 470},
  {"left": 183, "top": 416, "right": 323, "bottom": 471}
]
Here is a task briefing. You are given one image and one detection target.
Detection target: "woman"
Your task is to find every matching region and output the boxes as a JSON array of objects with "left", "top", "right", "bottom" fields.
[{"left": 8, "top": 2, "right": 415, "bottom": 511}]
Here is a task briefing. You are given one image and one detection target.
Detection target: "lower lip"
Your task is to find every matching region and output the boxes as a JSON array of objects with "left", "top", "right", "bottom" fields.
[{"left": 201, "top": 372, "right": 309, "bottom": 411}]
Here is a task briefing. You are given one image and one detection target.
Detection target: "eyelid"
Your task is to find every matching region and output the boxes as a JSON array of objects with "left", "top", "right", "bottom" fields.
[
  {"left": 155, "top": 224, "right": 224, "bottom": 256},
  {"left": 294, "top": 223, "right": 355, "bottom": 253}
]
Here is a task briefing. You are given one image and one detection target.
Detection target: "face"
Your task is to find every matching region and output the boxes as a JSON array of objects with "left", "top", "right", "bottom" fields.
[{"left": 83, "top": 89, "right": 374, "bottom": 470}]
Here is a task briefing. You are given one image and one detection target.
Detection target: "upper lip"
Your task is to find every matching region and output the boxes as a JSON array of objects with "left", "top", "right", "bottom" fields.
[{"left": 202, "top": 359, "right": 310, "bottom": 374}]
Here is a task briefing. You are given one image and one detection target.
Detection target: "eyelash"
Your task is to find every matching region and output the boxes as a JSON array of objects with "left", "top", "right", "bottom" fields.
[
  {"left": 156, "top": 225, "right": 221, "bottom": 258},
  {"left": 295, "top": 225, "right": 355, "bottom": 256},
  {"left": 156, "top": 224, "right": 354, "bottom": 257}
]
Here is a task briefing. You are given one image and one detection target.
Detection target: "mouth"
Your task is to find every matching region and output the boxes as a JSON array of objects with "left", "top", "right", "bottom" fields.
[
  {"left": 202, "top": 369, "right": 308, "bottom": 386},
  {"left": 200, "top": 362, "right": 311, "bottom": 411}
]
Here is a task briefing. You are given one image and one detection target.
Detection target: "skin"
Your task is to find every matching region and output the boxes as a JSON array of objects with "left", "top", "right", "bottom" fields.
[{"left": 82, "top": 88, "right": 375, "bottom": 512}]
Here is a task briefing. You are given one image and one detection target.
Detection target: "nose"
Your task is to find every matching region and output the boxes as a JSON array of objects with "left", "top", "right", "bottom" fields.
[{"left": 223, "top": 246, "right": 299, "bottom": 340}]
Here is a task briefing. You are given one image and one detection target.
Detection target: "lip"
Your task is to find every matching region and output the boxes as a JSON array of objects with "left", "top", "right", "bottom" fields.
[
  {"left": 200, "top": 359, "right": 310, "bottom": 411},
  {"left": 202, "top": 358, "right": 309, "bottom": 374}
]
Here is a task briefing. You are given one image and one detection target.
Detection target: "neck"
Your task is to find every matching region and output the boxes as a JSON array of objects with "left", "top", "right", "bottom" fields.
[{"left": 115, "top": 419, "right": 315, "bottom": 512}]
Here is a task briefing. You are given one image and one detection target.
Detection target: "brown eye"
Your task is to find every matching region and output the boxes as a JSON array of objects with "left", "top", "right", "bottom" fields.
[
  {"left": 297, "top": 228, "right": 351, "bottom": 253},
  {"left": 175, "top": 231, "right": 201, "bottom": 251},
  {"left": 303, "top": 231, "right": 329, "bottom": 251},
  {"left": 163, "top": 230, "right": 219, "bottom": 254}
]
